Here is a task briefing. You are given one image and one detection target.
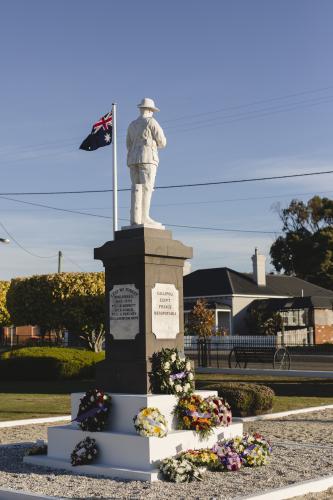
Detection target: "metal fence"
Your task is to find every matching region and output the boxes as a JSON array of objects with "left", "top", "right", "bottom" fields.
[
  {"left": 185, "top": 329, "right": 333, "bottom": 370},
  {"left": 0, "top": 334, "right": 67, "bottom": 348},
  {"left": 184, "top": 329, "right": 312, "bottom": 350}
]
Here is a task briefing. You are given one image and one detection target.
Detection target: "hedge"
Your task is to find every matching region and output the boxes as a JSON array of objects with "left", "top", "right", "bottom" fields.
[
  {"left": 0, "top": 347, "right": 105, "bottom": 381},
  {"left": 205, "top": 382, "right": 275, "bottom": 417}
]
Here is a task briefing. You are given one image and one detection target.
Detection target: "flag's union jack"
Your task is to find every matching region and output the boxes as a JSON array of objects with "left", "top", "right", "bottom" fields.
[
  {"left": 80, "top": 111, "right": 113, "bottom": 151},
  {"left": 92, "top": 112, "right": 112, "bottom": 134}
]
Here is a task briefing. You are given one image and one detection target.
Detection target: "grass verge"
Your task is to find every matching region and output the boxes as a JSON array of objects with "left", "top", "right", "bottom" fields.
[
  {"left": 0, "top": 377, "right": 332, "bottom": 421},
  {"left": 0, "top": 380, "right": 92, "bottom": 421}
]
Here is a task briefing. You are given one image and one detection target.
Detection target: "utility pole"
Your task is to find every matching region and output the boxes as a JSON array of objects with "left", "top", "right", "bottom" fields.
[{"left": 58, "top": 251, "right": 63, "bottom": 273}]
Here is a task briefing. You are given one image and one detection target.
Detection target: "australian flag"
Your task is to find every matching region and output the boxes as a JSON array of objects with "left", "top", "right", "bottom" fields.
[{"left": 80, "top": 111, "right": 112, "bottom": 151}]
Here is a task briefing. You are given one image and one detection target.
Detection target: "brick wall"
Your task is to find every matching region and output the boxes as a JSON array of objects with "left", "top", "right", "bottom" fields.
[{"left": 314, "top": 325, "right": 333, "bottom": 344}]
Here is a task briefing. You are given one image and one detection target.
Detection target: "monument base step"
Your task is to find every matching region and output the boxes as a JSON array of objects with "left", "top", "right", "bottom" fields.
[
  {"left": 24, "top": 455, "right": 160, "bottom": 482},
  {"left": 45, "top": 423, "right": 243, "bottom": 471},
  {"left": 70, "top": 390, "right": 218, "bottom": 434}
]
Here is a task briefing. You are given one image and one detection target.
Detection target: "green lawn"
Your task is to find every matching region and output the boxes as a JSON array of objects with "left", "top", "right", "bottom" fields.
[
  {"left": 0, "top": 376, "right": 332, "bottom": 421},
  {"left": 0, "top": 380, "right": 92, "bottom": 421},
  {"left": 271, "top": 396, "right": 333, "bottom": 412}
]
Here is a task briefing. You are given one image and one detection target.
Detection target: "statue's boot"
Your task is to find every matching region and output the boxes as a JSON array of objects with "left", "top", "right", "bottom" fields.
[
  {"left": 141, "top": 186, "right": 162, "bottom": 227},
  {"left": 130, "top": 184, "right": 142, "bottom": 225}
]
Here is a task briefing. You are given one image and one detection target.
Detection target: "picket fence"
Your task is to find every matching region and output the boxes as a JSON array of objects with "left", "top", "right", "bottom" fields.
[{"left": 184, "top": 328, "right": 311, "bottom": 349}]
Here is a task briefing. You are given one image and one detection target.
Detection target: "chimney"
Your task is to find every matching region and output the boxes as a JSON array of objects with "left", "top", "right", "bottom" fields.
[{"left": 252, "top": 248, "right": 266, "bottom": 286}]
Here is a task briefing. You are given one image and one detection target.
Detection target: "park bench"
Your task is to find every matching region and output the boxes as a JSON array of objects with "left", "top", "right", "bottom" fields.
[{"left": 228, "top": 345, "right": 291, "bottom": 370}]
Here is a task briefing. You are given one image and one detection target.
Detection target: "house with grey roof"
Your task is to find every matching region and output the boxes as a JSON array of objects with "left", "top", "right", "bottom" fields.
[{"left": 183, "top": 249, "right": 333, "bottom": 343}]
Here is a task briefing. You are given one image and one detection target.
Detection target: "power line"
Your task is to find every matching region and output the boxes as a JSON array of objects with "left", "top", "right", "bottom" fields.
[
  {"left": 0, "top": 217, "right": 89, "bottom": 269},
  {"left": 2, "top": 84, "right": 333, "bottom": 159},
  {"left": 62, "top": 254, "right": 87, "bottom": 272},
  {"left": 165, "top": 94, "right": 333, "bottom": 134},
  {"left": 2, "top": 189, "right": 333, "bottom": 212},
  {"left": 161, "top": 84, "right": 333, "bottom": 124},
  {"left": 0, "top": 196, "right": 279, "bottom": 235},
  {"left": 0, "top": 220, "right": 58, "bottom": 259},
  {"left": 1, "top": 169, "right": 333, "bottom": 196},
  {"left": 0, "top": 195, "right": 113, "bottom": 219},
  {"left": 166, "top": 223, "right": 277, "bottom": 235},
  {"left": 148, "top": 170, "right": 333, "bottom": 190}
]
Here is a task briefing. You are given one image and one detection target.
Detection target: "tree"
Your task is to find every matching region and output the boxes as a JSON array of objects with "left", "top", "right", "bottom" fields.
[
  {"left": 188, "top": 299, "right": 215, "bottom": 338},
  {"left": 0, "top": 281, "right": 11, "bottom": 327},
  {"left": 270, "top": 196, "right": 333, "bottom": 290},
  {"left": 246, "top": 306, "right": 283, "bottom": 336},
  {"left": 7, "top": 273, "right": 105, "bottom": 352}
]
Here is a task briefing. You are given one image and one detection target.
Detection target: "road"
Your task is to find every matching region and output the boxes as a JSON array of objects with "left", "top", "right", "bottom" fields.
[{"left": 187, "top": 350, "right": 333, "bottom": 371}]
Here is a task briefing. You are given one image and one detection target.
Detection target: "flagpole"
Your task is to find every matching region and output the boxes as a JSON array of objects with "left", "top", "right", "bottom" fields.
[{"left": 112, "top": 102, "right": 118, "bottom": 236}]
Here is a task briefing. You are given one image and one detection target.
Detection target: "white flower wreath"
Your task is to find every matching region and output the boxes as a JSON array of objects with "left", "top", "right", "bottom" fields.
[
  {"left": 150, "top": 348, "right": 195, "bottom": 396},
  {"left": 70, "top": 436, "right": 98, "bottom": 466},
  {"left": 159, "top": 456, "right": 203, "bottom": 482},
  {"left": 133, "top": 407, "right": 168, "bottom": 438}
]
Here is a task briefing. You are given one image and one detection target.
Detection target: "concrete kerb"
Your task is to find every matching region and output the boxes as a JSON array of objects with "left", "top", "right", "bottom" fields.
[
  {"left": 196, "top": 367, "right": 333, "bottom": 378},
  {"left": 239, "top": 474, "right": 333, "bottom": 500},
  {"left": 0, "top": 416, "right": 70, "bottom": 429},
  {"left": 234, "top": 403, "right": 333, "bottom": 422}
]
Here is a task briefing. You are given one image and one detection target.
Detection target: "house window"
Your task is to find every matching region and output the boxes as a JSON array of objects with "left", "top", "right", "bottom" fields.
[
  {"left": 281, "top": 309, "right": 307, "bottom": 327},
  {"left": 217, "top": 311, "right": 230, "bottom": 335}
]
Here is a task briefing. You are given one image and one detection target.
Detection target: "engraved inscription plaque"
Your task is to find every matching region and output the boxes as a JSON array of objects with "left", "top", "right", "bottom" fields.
[
  {"left": 109, "top": 284, "right": 139, "bottom": 340},
  {"left": 152, "top": 283, "right": 179, "bottom": 339}
]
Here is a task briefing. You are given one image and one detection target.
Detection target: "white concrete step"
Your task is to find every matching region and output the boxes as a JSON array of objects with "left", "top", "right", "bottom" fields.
[{"left": 44, "top": 422, "right": 243, "bottom": 470}]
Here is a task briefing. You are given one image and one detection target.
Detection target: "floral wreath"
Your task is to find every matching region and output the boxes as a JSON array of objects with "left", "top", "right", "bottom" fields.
[
  {"left": 133, "top": 407, "right": 168, "bottom": 438},
  {"left": 160, "top": 432, "right": 272, "bottom": 482},
  {"left": 205, "top": 396, "right": 232, "bottom": 427},
  {"left": 70, "top": 436, "right": 98, "bottom": 466},
  {"left": 174, "top": 394, "right": 216, "bottom": 438},
  {"left": 211, "top": 443, "right": 242, "bottom": 471},
  {"left": 178, "top": 448, "right": 220, "bottom": 470},
  {"left": 159, "top": 456, "right": 203, "bottom": 483},
  {"left": 73, "top": 389, "right": 111, "bottom": 432},
  {"left": 214, "top": 433, "right": 272, "bottom": 467},
  {"left": 150, "top": 348, "right": 195, "bottom": 397}
]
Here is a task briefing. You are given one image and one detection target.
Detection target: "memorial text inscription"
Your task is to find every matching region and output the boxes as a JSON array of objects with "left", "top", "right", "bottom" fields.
[
  {"left": 152, "top": 283, "right": 179, "bottom": 339},
  {"left": 109, "top": 284, "right": 139, "bottom": 340}
]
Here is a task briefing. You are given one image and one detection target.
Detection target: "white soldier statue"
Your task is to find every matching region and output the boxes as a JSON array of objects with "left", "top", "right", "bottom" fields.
[{"left": 126, "top": 97, "right": 166, "bottom": 228}]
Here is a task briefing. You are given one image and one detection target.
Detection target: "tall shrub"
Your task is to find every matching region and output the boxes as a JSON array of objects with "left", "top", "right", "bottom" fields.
[
  {"left": 7, "top": 273, "right": 105, "bottom": 352},
  {"left": 0, "top": 281, "right": 10, "bottom": 327}
]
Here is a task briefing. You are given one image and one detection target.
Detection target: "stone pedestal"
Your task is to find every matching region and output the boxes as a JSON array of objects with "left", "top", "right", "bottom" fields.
[
  {"left": 24, "top": 391, "right": 243, "bottom": 481},
  {"left": 94, "top": 227, "right": 192, "bottom": 393}
]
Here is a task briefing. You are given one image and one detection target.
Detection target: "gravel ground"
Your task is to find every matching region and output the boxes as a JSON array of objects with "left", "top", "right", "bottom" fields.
[{"left": 0, "top": 410, "right": 332, "bottom": 499}]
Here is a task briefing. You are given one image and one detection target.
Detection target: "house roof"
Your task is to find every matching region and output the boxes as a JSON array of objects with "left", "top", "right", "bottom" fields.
[
  {"left": 184, "top": 299, "right": 231, "bottom": 311},
  {"left": 183, "top": 267, "right": 333, "bottom": 299},
  {"left": 250, "top": 295, "right": 333, "bottom": 312}
]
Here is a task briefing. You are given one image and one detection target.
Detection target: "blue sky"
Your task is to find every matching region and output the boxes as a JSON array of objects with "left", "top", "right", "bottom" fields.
[{"left": 0, "top": 0, "right": 333, "bottom": 279}]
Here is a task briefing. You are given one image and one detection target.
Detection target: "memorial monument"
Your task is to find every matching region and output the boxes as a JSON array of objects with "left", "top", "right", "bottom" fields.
[{"left": 24, "top": 98, "right": 242, "bottom": 481}]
